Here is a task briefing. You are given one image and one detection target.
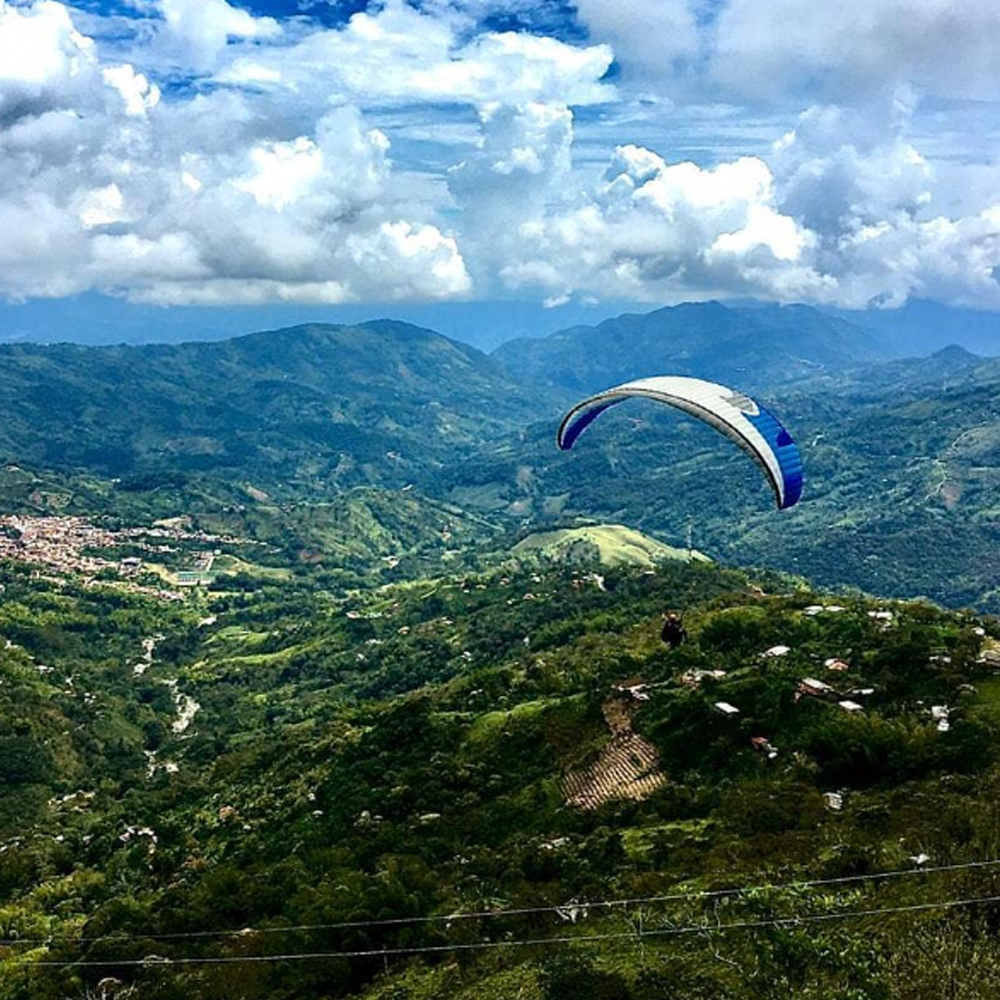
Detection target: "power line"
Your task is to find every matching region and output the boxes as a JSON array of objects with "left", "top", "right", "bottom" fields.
[
  {"left": 5, "top": 857, "right": 1000, "bottom": 947},
  {"left": 14, "top": 892, "right": 1000, "bottom": 969}
]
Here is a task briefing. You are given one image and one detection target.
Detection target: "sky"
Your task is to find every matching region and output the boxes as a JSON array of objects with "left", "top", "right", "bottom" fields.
[{"left": 1, "top": 0, "right": 999, "bottom": 344}]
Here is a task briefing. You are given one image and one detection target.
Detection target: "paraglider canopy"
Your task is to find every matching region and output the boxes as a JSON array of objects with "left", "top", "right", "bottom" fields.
[{"left": 557, "top": 376, "right": 803, "bottom": 509}]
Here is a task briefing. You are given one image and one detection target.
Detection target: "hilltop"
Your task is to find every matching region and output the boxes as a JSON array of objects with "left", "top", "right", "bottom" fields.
[{"left": 512, "top": 523, "right": 708, "bottom": 566}]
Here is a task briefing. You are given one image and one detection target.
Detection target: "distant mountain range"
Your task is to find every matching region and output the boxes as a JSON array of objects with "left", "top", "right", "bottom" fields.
[
  {"left": 0, "top": 300, "right": 897, "bottom": 488},
  {"left": 492, "top": 301, "right": 888, "bottom": 394},
  {"left": 5, "top": 294, "right": 1000, "bottom": 359},
  {"left": 0, "top": 320, "right": 553, "bottom": 487},
  {"left": 827, "top": 299, "right": 1000, "bottom": 357}
]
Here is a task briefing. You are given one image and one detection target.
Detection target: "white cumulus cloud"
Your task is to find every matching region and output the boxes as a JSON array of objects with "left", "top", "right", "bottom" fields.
[
  {"left": 216, "top": 0, "right": 614, "bottom": 109},
  {"left": 573, "top": 0, "right": 700, "bottom": 82},
  {"left": 156, "top": 0, "right": 281, "bottom": 71},
  {"left": 453, "top": 108, "right": 830, "bottom": 303},
  {"left": 450, "top": 99, "right": 1000, "bottom": 310},
  {"left": 0, "top": 0, "right": 99, "bottom": 118},
  {"left": 0, "top": 1, "right": 472, "bottom": 306},
  {"left": 0, "top": 0, "right": 998, "bottom": 313},
  {"left": 101, "top": 63, "right": 160, "bottom": 117}
]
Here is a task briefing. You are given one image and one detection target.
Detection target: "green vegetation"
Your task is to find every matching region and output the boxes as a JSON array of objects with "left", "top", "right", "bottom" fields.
[
  {"left": 512, "top": 524, "right": 706, "bottom": 566},
  {"left": 0, "top": 321, "right": 553, "bottom": 489},
  {"left": 7, "top": 308, "right": 1000, "bottom": 996},
  {"left": 4, "top": 550, "right": 1000, "bottom": 999},
  {"left": 6, "top": 309, "right": 1000, "bottom": 607}
]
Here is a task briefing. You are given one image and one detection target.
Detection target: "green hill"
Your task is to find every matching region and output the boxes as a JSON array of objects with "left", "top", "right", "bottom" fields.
[
  {"left": 512, "top": 523, "right": 708, "bottom": 566},
  {"left": 0, "top": 320, "right": 557, "bottom": 488},
  {"left": 5, "top": 554, "right": 1000, "bottom": 999}
]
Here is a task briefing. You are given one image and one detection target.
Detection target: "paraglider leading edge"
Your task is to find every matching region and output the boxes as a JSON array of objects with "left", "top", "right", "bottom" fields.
[{"left": 556, "top": 376, "right": 803, "bottom": 510}]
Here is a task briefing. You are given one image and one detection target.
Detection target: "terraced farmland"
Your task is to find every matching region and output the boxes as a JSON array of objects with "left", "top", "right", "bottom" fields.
[{"left": 562, "top": 696, "right": 666, "bottom": 809}]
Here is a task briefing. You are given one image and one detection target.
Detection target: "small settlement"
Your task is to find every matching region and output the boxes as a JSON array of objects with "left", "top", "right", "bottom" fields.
[{"left": 0, "top": 514, "right": 251, "bottom": 597}]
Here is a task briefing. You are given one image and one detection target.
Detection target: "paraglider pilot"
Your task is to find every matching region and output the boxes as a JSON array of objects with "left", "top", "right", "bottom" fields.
[{"left": 661, "top": 611, "right": 687, "bottom": 649}]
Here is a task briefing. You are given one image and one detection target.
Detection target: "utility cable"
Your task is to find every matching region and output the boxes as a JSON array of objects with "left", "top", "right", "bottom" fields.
[
  {"left": 4, "top": 857, "right": 1000, "bottom": 946},
  {"left": 13, "top": 891, "right": 1000, "bottom": 969}
]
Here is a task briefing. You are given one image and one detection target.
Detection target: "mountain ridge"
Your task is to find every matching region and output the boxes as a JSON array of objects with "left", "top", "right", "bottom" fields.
[
  {"left": 8, "top": 306, "right": 1000, "bottom": 608},
  {"left": 0, "top": 319, "right": 559, "bottom": 486},
  {"left": 492, "top": 300, "right": 890, "bottom": 394}
]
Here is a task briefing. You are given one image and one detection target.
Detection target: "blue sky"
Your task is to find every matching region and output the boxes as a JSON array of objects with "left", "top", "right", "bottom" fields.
[{"left": 1, "top": 0, "right": 999, "bottom": 344}]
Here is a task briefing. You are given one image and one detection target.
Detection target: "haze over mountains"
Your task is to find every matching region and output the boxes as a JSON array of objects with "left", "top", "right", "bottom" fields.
[{"left": 827, "top": 300, "right": 1000, "bottom": 358}]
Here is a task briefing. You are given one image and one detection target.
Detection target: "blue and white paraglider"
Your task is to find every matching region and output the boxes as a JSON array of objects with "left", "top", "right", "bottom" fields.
[{"left": 557, "top": 376, "right": 803, "bottom": 510}]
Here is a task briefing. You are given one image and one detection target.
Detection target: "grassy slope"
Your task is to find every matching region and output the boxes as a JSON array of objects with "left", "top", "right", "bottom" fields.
[{"left": 512, "top": 524, "right": 708, "bottom": 566}]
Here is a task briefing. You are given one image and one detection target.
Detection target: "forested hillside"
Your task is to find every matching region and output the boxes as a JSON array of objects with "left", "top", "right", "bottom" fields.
[
  {"left": 6, "top": 308, "right": 1000, "bottom": 997},
  {"left": 0, "top": 321, "right": 555, "bottom": 488},
  {"left": 449, "top": 344, "right": 1000, "bottom": 610},
  {"left": 8, "top": 307, "right": 1000, "bottom": 609},
  {"left": 4, "top": 554, "right": 1000, "bottom": 999}
]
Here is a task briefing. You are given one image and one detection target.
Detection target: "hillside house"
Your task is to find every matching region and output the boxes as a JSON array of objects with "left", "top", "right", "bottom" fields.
[
  {"left": 979, "top": 648, "right": 1000, "bottom": 667},
  {"left": 931, "top": 705, "right": 951, "bottom": 732},
  {"left": 796, "top": 677, "right": 836, "bottom": 701},
  {"left": 680, "top": 668, "right": 727, "bottom": 688},
  {"left": 613, "top": 678, "right": 650, "bottom": 701}
]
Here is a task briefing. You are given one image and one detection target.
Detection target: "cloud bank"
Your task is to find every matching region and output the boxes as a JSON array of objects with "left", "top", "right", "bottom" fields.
[
  {"left": 0, "top": 0, "right": 997, "bottom": 311},
  {"left": 450, "top": 97, "right": 1000, "bottom": 310}
]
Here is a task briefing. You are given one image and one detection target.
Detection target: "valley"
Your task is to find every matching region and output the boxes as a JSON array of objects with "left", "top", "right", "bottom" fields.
[
  {"left": 7, "top": 302, "right": 1000, "bottom": 608},
  {"left": 3, "top": 0, "right": 999, "bottom": 994}
]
